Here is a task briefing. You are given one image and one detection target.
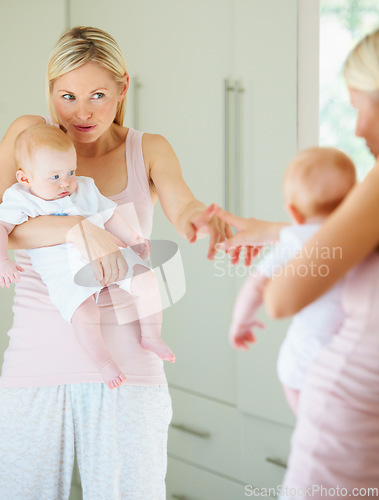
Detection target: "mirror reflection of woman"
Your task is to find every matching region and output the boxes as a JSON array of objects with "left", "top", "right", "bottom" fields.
[
  {"left": 218, "top": 29, "right": 379, "bottom": 496},
  {"left": 0, "top": 26, "right": 229, "bottom": 499}
]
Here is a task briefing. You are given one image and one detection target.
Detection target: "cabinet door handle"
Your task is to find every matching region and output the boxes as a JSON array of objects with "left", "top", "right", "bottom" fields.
[
  {"left": 235, "top": 80, "right": 244, "bottom": 216},
  {"left": 172, "top": 495, "right": 193, "bottom": 500},
  {"left": 133, "top": 76, "right": 142, "bottom": 130},
  {"left": 170, "top": 422, "right": 211, "bottom": 439},
  {"left": 224, "top": 78, "right": 235, "bottom": 211},
  {"left": 265, "top": 456, "right": 287, "bottom": 469}
]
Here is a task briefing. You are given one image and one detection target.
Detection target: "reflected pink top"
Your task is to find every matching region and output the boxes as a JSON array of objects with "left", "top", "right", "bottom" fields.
[{"left": 0, "top": 118, "right": 167, "bottom": 387}]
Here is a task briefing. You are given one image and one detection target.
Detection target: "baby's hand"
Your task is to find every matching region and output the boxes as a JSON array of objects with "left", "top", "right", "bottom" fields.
[
  {"left": 229, "top": 320, "right": 265, "bottom": 350},
  {"left": 126, "top": 234, "right": 150, "bottom": 260},
  {"left": 0, "top": 259, "right": 24, "bottom": 288}
]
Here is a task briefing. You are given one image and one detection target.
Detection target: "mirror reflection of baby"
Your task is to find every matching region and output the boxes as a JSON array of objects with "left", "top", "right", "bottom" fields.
[
  {"left": 0, "top": 124, "right": 175, "bottom": 390},
  {"left": 229, "top": 147, "right": 356, "bottom": 414}
]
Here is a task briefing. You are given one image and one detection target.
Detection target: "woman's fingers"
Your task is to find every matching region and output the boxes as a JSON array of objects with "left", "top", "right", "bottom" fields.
[
  {"left": 244, "top": 246, "right": 253, "bottom": 266},
  {"left": 207, "top": 216, "right": 225, "bottom": 260},
  {"left": 187, "top": 204, "right": 260, "bottom": 262},
  {"left": 224, "top": 222, "right": 234, "bottom": 242},
  {"left": 102, "top": 251, "right": 130, "bottom": 286},
  {"left": 192, "top": 207, "right": 229, "bottom": 259},
  {"left": 222, "top": 232, "right": 250, "bottom": 251},
  {"left": 187, "top": 207, "right": 212, "bottom": 242},
  {"left": 230, "top": 246, "right": 242, "bottom": 265},
  {"left": 252, "top": 246, "right": 263, "bottom": 259},
  {"left": 91, "top": 259, "right": 104, "bottom": 284},
  {"left": 100, "top": 251, "right": 127, "bottom": 285},
  {"left": 103, "top": 255, "right": 118, "bottom": 286},
  {"left": 116, "top": 254, "right": 129, "bottom": 281},
  {"left": 214, "top": 205, "right": 275, "bottom": 250},
  {"left": 213, "top": 205, "right": 243, "bottom": 228},
  {"left": 69, "top": 218, "right": 134, "bottom": 286},
  {"left": 185, "top": 222, "right": 197, "bottom": 244},
  {"left": 207, "top": 228, "right": 218, "bottom": 260},
  {"left": 198, "top": 203, "right": 218, "bottom": 226}
]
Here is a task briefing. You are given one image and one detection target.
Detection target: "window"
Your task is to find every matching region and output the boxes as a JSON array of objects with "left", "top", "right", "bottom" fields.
[{"left": 320, "top": 0, "right": 379, "bottom": 179}]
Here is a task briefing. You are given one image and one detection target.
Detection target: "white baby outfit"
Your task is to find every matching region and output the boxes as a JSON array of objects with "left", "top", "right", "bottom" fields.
[
  {"left": 0, "top": 177, "right": 148, "bottom": 322},
  {"left": 258, "top": 224, "right": 346, "bottom": 390}
]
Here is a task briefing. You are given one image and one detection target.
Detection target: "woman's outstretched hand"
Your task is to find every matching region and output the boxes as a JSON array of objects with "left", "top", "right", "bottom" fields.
[
  {"left": 212, "top": 205, "right": 285, "bottom": 265},
  {"left": 184, "top": 203, "right": 233, "bottom": 260},
  {"left": 67, "top": 218, "right": 128, "bottom": 287}
]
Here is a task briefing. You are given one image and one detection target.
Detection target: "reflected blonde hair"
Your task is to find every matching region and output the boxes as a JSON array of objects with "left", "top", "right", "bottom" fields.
[
  {"left": 283, "top": 147, "right": 356, "bottom": 217},
  {"left": 343, "top": 28, "right": 379, "bottom": 94},
  {"left": 47, "top": 26, "right": 128, "bottom": 125},
  {"left": 15, "top": 124, "right": 74, "bottom": 171}
]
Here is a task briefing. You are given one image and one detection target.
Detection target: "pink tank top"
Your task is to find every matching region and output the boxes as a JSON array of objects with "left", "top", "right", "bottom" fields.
[{"left": 0, "top": 119, "right": 167, "bottom": 387}]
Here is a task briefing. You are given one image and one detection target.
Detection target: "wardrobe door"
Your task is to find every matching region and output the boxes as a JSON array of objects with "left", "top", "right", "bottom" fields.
[{"left": 234, "top": 0, "right": 298, "bottom": 426}]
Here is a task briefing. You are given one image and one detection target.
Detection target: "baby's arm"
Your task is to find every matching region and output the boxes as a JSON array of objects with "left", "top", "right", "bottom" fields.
[
  {"left": 104, "top": 209, "right": 149, "bottom": 259},
  {"left": 229, "top": 272, "right": 267, "bottom": 349},
  {"left": 0, "top": 221, "right": 24, "bottom": 288}
]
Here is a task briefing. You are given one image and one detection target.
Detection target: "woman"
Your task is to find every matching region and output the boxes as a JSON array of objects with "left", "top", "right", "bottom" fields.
[
  {"left": 218, "top": 29, "right": 379, "bottom": 496},
  {"left": 0, "top": 26, "right": 228, "bottom": 499}
]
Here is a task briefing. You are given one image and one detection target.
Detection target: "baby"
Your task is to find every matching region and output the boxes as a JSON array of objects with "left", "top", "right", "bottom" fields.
[
  {"left": 0, "top": 124, "right": 175, "bottom": 389},
  {"left": 229, "top": 147, "right": 356, "bottom": 413}
]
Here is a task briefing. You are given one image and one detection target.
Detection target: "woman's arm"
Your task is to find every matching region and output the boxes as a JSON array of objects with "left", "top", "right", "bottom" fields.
[
  {"left": 209, "top": 205, "right": 288, "bottom": 265},
  {"left": 264, "top": 161, "right": 379, "bottom": 318},
  {"left": 214, "top": 206, "right": 288, "bottom": 248},
  {"left": 143, "top": 133, "right": 229, "bottom": 259},
  {"left": 8, "top": 215, "right": 84, "bottom": 249}
]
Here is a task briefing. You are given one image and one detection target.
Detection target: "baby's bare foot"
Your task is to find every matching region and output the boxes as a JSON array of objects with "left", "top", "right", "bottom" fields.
[
  {"left": 99, "top": 358, "right": 127, "bottom": 389},
  {"left": 141, "top": 337, "right": 176, "bottom": 362}
]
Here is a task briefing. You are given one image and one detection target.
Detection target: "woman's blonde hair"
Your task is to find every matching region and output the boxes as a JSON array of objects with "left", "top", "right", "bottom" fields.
[
  {"left": 47, "top": 26, "right": 128, "bottom": 126},
  {"left": 343, "top": 28, "right": 379, "bottom": 94}
]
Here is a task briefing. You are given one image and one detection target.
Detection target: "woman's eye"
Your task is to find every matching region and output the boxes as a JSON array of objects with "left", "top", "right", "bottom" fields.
[
  {"left": 51, "top": 175, "right": 59, "bottom": 180},
  {"left": 62, "top": 94, "right": 75, "bottom": 101},
  {"left": 92, "top": 92, "right": 104, "bottom": 99}
]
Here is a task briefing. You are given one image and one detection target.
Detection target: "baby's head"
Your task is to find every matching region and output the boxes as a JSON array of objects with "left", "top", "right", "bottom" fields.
[
  {"left": 15, "top": 124, "right": 77, "bottom": 201},
  {"left": 283, "top": 147, "right": 356, "bottom": 224}
]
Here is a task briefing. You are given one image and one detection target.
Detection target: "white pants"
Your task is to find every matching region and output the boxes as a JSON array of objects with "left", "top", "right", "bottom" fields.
[{"left": 0, "top": 383, "right": 172, "bottom": 500}]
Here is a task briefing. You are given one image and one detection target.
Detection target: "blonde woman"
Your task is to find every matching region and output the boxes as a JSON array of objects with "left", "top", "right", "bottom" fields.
[
  {"left": 218, "top": 28, "right": 379, "bottom": 496},
  {"left": 0, "top": 26, "right": 228, "bottom": 499}
]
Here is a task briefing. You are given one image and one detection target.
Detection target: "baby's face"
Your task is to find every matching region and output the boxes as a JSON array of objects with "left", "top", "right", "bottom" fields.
[{"left": 26, "top": 147, "right": 78, "bottom": 201}]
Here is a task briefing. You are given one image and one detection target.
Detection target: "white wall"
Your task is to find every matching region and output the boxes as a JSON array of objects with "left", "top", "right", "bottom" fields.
[{"left": 0, "top": 0, "right": 67, "bottom": 363}]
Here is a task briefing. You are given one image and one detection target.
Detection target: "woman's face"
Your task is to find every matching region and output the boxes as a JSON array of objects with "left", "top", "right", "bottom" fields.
[
  {"left": 349, "top": 88, "right": 379, "bottom": 158},
  {"left": 52, "top": 62, "right": 128, "bottom": 144}
]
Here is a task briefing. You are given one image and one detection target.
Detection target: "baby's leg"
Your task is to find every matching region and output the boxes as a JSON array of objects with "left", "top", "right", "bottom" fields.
[
  {"left": 282, "top": 385, "right": 300, "bottom": 415},
  {"left": 71, "top": 296, "right": 126, "bottom": 389},
  {"left": 131, "top": 266, "right": 175, "bottom": 362}
]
